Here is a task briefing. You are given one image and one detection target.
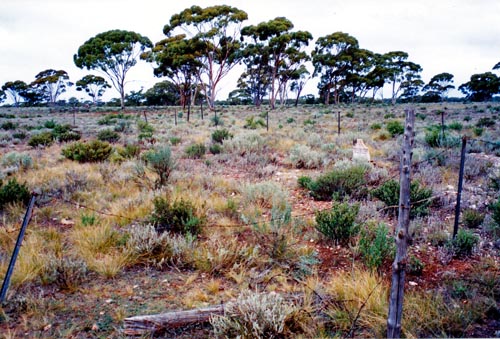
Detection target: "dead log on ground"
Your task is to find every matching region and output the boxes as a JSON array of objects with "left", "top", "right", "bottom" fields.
[{"left": 123, "top": 304, "right": 224, "bottom": 336}]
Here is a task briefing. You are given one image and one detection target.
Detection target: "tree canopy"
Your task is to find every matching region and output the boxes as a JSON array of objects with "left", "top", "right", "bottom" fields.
[
  {"left": 30, "top": 69, "right": 72, "bottom": 105},
  {"left": 73, "top": 29, "right": 152, "bottom": 109},
  {"left": 163, "top": 5, "right": 248, "bottom": 109},
  {"left": 1, "top": 80, "right": 30, "bottom": 106},
  {"left": 458, "top": 72, "right": 499, "bottom": 102},
  {"left": 76, "top": 75, "right": 111, "bottom": 104}
]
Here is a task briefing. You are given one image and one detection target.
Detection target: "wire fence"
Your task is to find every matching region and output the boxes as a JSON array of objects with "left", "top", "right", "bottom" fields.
[{"left": 35, "top": 134, "right": 498, "bottom": 230}]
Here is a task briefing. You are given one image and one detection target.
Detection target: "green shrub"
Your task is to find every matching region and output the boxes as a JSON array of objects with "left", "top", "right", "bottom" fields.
[
  {"left": 150, "top": 196, "right": 204, "bottom": 235},
  {"left": 1, "top": 121, "right": 17, "bottom": 130},
  {"left": 97, "top": 129, "right": 120, "bottom": 143},
  {"left": 43, "top": 120, "right": 56, "bottom": 129},
  {"left": 169, "top": 136, "right": 181, "bottom": 145},
  {"left": 384, "top": 113, "right": 396, "bottom": 119},
  {"left": 370, "top": 123, "right": 382, "bottom": 130},
  {"left": 315, "top": 202, "right": 359, "bottom": 245},
  {"left": 476, "top": 117, "right": 495, "bottom": 128},
  {"left": 137, "top": 120, "right": 154, "bottom": 140},
  {"left": 185, "top": 143, "right": 206, "bottom": 159},
  {"left": 211, "top": 129, "right": 233, "bottom": 144},
  {"left": 297, "top": 176, "right": 313, "bottom": 189},
  {"left": 386, "top": 120, "right": 404, "bottom": 137},
  {"left": 303, "top": 165, "right": 368, "bottom": 201},
  {"left": 12, "top": 131, "right": 27, "bottom": 140},
  {"left": 27, "top": 132, "right": 54, "bottom": 147},
  {"left": 142, "top": 145, "right": 175, "bottom": 188},
  {"left": 462, "top": 209, "right": 484, "bottom": 229},
  {"left": 210, "top": 114, "right": 224, "bottom": 127},
  {"left": 0, "top": 178, "right": 31, "bottom": 210},
  {"left": 117, "top": 143, "right": 140, "bottom": 159},
  {"left": 57, "top": 131, "right": 82, "bottom": 143},
  {"left": 358, "top": 222, "right": 394, "bottom": 271},
  {"left": 286, "top": 117, "right": 295, "bottom": 124},
  {"left": 371, "top": 180, "right": 432, "bottom": 218},
  {"left": 446, "top": 229, "right": 479, "bottom": 258},
  {"left": 244, "top": 116, "right": 265, "bottom": 129},
  {"left": 448, "top": 121, "right": 463, "bottom": 131},
  {"left": 61, "top": 140, "right": 113, "bottom": 163},
  {"left": 473, "top": 127, "right": 484, "bottom": 137},
  {"left": 209, "top": 143, "right": 222, "bottom": 154},
  {"left": 407, "top": 255, "right": 424, "bottom": 276},
  {"left": 51, "top": 124, "right": 81, "bottom": 142}
]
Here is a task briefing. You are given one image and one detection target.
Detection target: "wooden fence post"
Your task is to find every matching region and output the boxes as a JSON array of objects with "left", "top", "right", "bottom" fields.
[
  {"left": 453, "top": 136, "right": 467, "bottom": 238},
  {"left": 387, "top": 108, "right": 415, "bottom": 338}
]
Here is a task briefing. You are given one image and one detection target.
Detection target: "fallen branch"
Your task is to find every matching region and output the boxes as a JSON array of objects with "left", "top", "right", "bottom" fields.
[{"left": 123, "top": 304, "right": 224, "bottom": 336}]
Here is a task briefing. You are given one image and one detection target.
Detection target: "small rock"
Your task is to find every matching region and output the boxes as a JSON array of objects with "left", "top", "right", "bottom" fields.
[{"left": 409, "top": 281, "right": 418, "bottom": 286}]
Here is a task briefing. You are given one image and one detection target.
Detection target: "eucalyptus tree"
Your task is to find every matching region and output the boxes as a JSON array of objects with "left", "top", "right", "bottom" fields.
[
  {"left": 382, "top": 51, "right": 422, "bottom": 104},
  {"left": 162, "top": 5, "right": 248, "bottom": 110},
  {"left": 312, "top": 32, "right": 359, "bottom": 105},
  {"left": 0, "top": 90, "right": 5, "bottom": 105},
  {"left": 30, "top": 69, "right": 72, "bottom": 105},
  {"left": 343, "top": 48, "right": 376, "bottom": 102},
  {"left": 74, "top": 30, "right": 152, "bottom": 109},
  {"left": 422, "top": 72, "right": 454, "bottom": 102},
  {"left": 290, "top": 65, "right": 310, "bottom": 106},
  {"left": 75, "top": 75, "right": 111, "bottom": 104},
  {"left": 143, "top": 34, "right": 203, "bottom": 120},
  {"left": 399, "top": 72, "right": 425, "bottom": 102},
  {"left": 241, "top": 17, "right": 312, "bottom": 109},
  {"left": 1, "top": 80, "right": 29, "bottom": 106},
  {"left": 458, "top": 72, "right": 500, "bottom": 101},
  {"left": 144, "top": 80, "right": 179, "bottom": 106}
]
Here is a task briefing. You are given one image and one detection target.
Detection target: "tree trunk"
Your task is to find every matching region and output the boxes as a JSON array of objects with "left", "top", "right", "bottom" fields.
[{"left": 387, "top": 108, "right": 415, "bottom": 338}]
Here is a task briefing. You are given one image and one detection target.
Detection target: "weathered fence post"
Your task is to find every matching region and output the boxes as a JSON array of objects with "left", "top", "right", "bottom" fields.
[
  {"left": 453, "top": 136, "right": 467, "bottom": 238},
  {"left": 387, "top": 108, "right": 415, "bottom": 338},
  {"left": 0, "top": 195, "right": 36, "bottom": 303},
  {"left": 337, "top": 111, "right": 341, "bottom": 135}
]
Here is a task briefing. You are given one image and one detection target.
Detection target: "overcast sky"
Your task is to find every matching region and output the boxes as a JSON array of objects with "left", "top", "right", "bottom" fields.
[{"left": 1, "top": 0, "right": 499, "bottom": 102}]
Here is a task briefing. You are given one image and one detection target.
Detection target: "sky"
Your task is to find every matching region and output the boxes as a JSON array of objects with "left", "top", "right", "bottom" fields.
[{"left": 1, "top": 0, "right": 499, "bottom": 103}]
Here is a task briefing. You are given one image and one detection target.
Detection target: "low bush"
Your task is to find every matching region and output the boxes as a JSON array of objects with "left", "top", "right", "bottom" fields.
[
  {"left": 27, "top": 132, "right": 54, "bottom": 147},
  {"left": 116, "top": 143, "right": 140, "bottom": 159},
  {"left": 446, "top": 229, "right": 479, "bottom": 258},
  {"left": 137, "top": 120, "right": 154, "bottom": 140},
  {"left": 150, "top": 196, "right": 204, "bottom": 235},
  {"left": 185, "top": 143, "right": 206, "bottom": 159},
  {"left": 371, "top": 180, "right": 432, "bottom": 218},
  {"left": 386, "top": 120, "right": 404, "bottom": 137},
  {"left": 315, "top": 201, "right": 359, "bottom": 245},
  {"left": 462, "top": 209, "right": 484, "bottom": 228},
  {"left": 211, "top": 129, "right": 233, "bottom": 144},
  {"left": 244, "top": 116, "right": 266, "bottom": 129},
  {"left": 211, "top": 291, "right": 309, "bottom": 338},
  {"left": 209, "top": 143, "right": 222, "bottom": 154},
  {"left": 142, "top": 145, "right": 175, "bottom": 188},
  {"left": 97, "top": 129, "right": 120, "bottom": 143},
  {"left": 0, "top": 178, "right": 31, "bottom": 210},
  {"left": 61, "top": 140, "right": 113, "bottom": 163},
  {"left": 370, "top": 123, "right": 382, "bottom": 130},
  {"left": 1, "top": 121, "right": 17, "bottom": 130},
  {"left": 476, "top": 117, "right": 495, "bottom": 128},
  {"left": 169, "top": 136, "right": 181, "bottom": 145},
  {"left": 1, "top": 151, "right": 33, "bottom": 171},
  {"left": 43, "top": 120, "right": 57, "bottom": 129},
  {"left": 358, "top": 222, "right": 394, "bottom": 271},
  {"left": 448, "top": 121, "right": 463, "bottom": 131},
  {"left": 288, "top": 144, "right": 324, "bottom": 169},
  {"left": 300, "top": 164, "right": 368, "bottom": 201}
]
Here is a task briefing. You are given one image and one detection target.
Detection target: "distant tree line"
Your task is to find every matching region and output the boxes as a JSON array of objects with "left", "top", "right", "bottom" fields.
[{"left": 2, "top": 5, "right": 500, "bottom": 109}]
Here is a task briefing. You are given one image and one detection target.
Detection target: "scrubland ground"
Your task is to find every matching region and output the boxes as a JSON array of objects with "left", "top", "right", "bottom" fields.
[{"left": 0, "top": 102, "right": 499, "bottom": 338}]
